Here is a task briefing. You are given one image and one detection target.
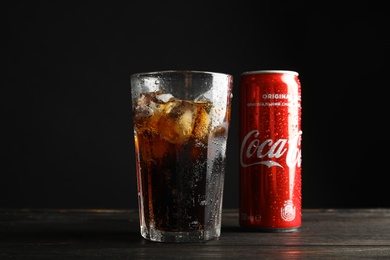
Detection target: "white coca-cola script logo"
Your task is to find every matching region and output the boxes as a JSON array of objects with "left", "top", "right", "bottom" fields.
[{"left": 240, "top": 130, "right": 302, "bottom": 168}]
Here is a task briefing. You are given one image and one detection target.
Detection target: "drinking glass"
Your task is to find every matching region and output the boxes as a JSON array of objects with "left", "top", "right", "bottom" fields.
[{"left": 130, "top": 70, "right": 233, "bottom": 242}]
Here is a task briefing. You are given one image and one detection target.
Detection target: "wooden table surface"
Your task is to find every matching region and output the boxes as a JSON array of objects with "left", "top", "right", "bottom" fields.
[{"left": 1, "top": 208, "right": 390, "bottom": 259}]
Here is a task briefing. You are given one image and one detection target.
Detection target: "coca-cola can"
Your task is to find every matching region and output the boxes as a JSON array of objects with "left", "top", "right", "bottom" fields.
[{"left": 239, "top": 70, "right": 302, "bottom": 232}]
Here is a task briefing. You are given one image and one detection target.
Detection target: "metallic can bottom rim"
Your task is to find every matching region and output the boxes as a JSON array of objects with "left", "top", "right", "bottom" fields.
[{"left": 239, "top": 226, "right": 301, "bottom": 233}]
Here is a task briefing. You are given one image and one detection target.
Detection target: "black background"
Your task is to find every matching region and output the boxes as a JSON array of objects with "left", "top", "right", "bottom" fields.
[{"left": 1, "top": 1, "right": 389, "bottom": 210}]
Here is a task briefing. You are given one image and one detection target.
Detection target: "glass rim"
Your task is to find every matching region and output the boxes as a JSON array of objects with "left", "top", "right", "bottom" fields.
[{"left": 131, "top": 70, "right": 233, "bottom": 78}]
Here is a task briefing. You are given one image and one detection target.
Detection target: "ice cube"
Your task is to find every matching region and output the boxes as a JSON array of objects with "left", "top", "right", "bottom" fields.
[
  {"left": 157, "top": 100, "right": 197, "bottom": 144},
  {"left": 133, "top": 91, "right": 179, "bottom": 130},
  {"left": 133, "top": 94, "right": 153, "bottom": 122},
  {"left": 194, "top": 89, "right": 212, "bottom": 102},
  {"left": 156, "top": 93, "right": 175, "bottom": 103},
  {"left": 193, "top": 102, "right": 212, "bottom": 141}
]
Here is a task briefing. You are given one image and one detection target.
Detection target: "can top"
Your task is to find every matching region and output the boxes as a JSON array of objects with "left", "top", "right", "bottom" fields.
[{"left": 241, "top": 70, "right": 298, "bottom": 76}]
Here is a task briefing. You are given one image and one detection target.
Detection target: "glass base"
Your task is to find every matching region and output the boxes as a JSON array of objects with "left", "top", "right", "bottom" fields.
[{"left": 141, "top": 226, "right": 220, "bottom": 243}]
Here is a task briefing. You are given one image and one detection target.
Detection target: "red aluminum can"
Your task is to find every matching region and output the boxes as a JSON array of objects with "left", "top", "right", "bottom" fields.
[{"left": 239, "top": 70, "right": 302, "bottom": 232}]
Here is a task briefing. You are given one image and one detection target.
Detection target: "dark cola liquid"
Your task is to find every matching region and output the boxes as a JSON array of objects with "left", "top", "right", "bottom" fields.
[
  {"left": 133, "top": 92, "right": 227, "bottom": 234},
  {"left": 136, "top": 132, "right": 206, "bottom": 232}
]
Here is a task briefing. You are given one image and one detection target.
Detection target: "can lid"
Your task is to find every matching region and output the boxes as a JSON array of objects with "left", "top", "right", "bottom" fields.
[{"left": 241, "top": 70, "right": 298, "bottom": 76}]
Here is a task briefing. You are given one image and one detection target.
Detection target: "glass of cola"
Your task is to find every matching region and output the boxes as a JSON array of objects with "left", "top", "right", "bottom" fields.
[{"left": 130, "top": 70, "right": 233, "bottom": 242}]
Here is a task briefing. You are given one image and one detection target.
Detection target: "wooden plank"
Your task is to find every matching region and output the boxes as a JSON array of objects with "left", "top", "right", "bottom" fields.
[{"left": 0, "top": 209, "right": 389, "bottom": 258}]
